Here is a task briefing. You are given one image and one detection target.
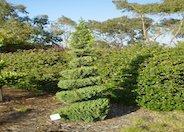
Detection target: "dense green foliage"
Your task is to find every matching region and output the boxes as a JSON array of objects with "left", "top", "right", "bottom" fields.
[
  {"left": 56, "top": 21, "right": 110, "bottom": 121},
  {"left": 0, "top": 60, "right": 23, "bottom": 101},
  {"left": 96, "top": 42, "right": 184, "bottom": 111},
  {"left": 0, "top": 49, "right": 68, "bottom": 92},
  {"left": 96, "top": 44, "right": 164, "bottom": 105},
  {"left": 56, "top": 98, "right": 110, "bottom": 122},
  {"left": 136, "top": 46, "right": 184, "bottom": 111},
  {"left": 113, "top": 0, "right": 184, "bottom": 14},
  {"left": 0, "top": 0, "right": 34, "bottom": 46},
  {"left": 56, "top": 86, "right": 109, "bottom": 103},
  {"left": 58, "top": 76, "right": 101, "bottom": 90},
  {"left": 0, "top": 0, "right": 64, "bottom": 47},
  {"left": 0, "top": 60, "right": 23, "bottom": 86}
]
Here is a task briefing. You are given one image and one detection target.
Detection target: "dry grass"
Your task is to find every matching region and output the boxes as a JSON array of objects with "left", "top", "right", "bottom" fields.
[{"left": 121, "top": 110, "right": 184, "bottom": 132}]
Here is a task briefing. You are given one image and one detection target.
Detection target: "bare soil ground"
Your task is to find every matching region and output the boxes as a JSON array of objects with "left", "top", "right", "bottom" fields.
[{"left": 0, "top": 88, "right": 147, "bottom": 132}]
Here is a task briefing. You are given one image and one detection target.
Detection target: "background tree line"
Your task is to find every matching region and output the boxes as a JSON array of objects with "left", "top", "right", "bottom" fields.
[{"left": 0, "top": 0, "right": 184, "bottom": 51}]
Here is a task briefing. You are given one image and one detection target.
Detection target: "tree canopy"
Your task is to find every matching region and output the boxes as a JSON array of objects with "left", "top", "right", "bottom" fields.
[
  {"left": 88, "top": 16, "right": 152, "bottom": 46},
  {"left": 0, "top": 0, "right": 33, "bottom": 46},
  {"left": 113, "top": 0, "right": 184, "bottom": 14},
  {"left": 112, "top": 0, "right": 184, "bottom": 45}
]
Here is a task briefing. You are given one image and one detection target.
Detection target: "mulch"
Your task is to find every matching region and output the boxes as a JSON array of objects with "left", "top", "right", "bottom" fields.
[{"left": 0, "top": 88, "right": 141, "bottom": 132}]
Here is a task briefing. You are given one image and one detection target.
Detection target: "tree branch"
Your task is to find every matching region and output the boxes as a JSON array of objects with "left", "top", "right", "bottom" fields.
[{"left": 169, "top": 18, "right": 184, "bottom": 46}]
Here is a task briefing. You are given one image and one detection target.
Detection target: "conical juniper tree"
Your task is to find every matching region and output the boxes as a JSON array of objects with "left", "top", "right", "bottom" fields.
[{"left": 55, "top": 20, "right": 110, "bottom": 122}]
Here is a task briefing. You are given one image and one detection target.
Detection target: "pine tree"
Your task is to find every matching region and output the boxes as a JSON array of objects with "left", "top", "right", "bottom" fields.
[{"left": 55, "top": 20, "right": 110, "bottom": 122}]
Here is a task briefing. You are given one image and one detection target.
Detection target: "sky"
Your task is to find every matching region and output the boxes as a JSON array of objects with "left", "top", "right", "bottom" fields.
[{"left": 7, "top": 0, "right": 161, "bottom": 22}]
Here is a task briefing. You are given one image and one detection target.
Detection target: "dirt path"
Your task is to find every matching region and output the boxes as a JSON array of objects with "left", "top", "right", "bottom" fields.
[{"left": 0, "top": 88, "right": 144, "bottom": 132}]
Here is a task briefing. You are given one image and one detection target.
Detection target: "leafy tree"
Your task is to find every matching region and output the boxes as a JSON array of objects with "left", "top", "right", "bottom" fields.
[
  {"left": 0, "top": 0, "right": 34, "bottom": 47},
  {"left": 0, "top": 0, "right": 27, "bottom": 22},
  {"left": 88, "top": 16, "right": 152, "bottom": 46},
  {"left": 0, "top": 18, "right": 34, "bottom": 45},
  {"left": 51, "top": 16, "right": 76, "bottom": 46},
  {"left": 158, "top": 18, "right": 184, "bottom": 44},
  {"left": 55, "top": 20, "right": 110, "bottom": 122},
  {"left": 112, "top": 0, "right": 184, "bottom": 45},
  {"left": 112, "top": 0, "right": 153, "bottom": 41},
  {"left": 0, "top": 1, "right": 63, "bottom": 47},
  {"left": 32, "top": 15, "right": 63, "bottom": 45}
]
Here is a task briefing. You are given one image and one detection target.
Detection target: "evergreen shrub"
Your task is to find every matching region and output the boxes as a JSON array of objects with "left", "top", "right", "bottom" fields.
[
  {"left": 96, "top": 44, "right": 164, "bottom": 105},
  {"left": 0, "top": 49, "right": 68, "bottom": 92},
  {"left": 136, "top": 47, "right": 184, "bottom": 111},
  {"left": 56, "top": 98, "right": 110, "bottom": 122},
  {"left": 55, "top": 20, "right": 110, "bottom": 122},
  {"left": 56, "top": 86, "right": 109, "bottom": 103}
]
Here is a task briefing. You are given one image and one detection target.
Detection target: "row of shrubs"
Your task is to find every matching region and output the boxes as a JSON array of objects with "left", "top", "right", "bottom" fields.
[
  {"left": 1, "top": 42, "right": 184, "bottom": 112},
  {"left": 96, "top": 42, "right": 184, "bottom": 111},
  {"left": 0, "top": 48, "right": 68, "bottom": 92}
]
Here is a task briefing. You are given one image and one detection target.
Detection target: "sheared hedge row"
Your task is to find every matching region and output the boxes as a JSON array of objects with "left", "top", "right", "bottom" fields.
[
  {"left": 0, "top": 49, "right": 68, "bottom": 92},
  {"left": 96, "top": 43, "right": 184, "bottom": 111},
  {"left": 96, "top": 44, "right": 164, "bottom": 105},
  {"left": 1, "top": 41, "right": 183, "bottom": 112},
  {"left": 136, "top": 45, "right": 184, "bottom": 111}
]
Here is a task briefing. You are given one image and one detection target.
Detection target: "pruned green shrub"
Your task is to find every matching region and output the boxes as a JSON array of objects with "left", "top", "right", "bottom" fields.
[
  {"left": 59, "top": 66, "right": 97, "bottom": 79},
  {"left": 56, "top": 86, "right": 109, "bottom": 103},
  {"left": 55, "top": 20, "right": 110, "bottom": 122},
  {"left": 69, "top": 49, "right": 92, "bottom": 57},
  {"left": 0, "top": 49, "right": 68, "bottom": 92},
  {"left": 69, "top": 56, "right": 96, "bottom": 68},
  {"left": 56, "top": 98, "right": 110, "bottom": 122},
  {"left": 136, "top": 47, "right": 184, "bottom": 111},
  {"left": 96, "top": 44, "right": 164, "bottom": 105},
  {"left": 0, "top": 60, "right": 24, "bottom": 101},
  {"left": 57, "top": 76, "right": 101, "bottom": 90}
]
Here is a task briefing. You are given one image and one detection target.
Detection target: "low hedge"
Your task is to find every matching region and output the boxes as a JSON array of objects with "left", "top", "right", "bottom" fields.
[
  {"left": 96, "top": 44, "right": 164, "bottom": 105},
  {"left": 136, "top": 47, "right": 184, "bottom": 111},
  {"left": 55, "top": 98, "right": 110, "bottom": 122},
  {"left": 0, "top": 49, "right": 68, "bottom": 92}
]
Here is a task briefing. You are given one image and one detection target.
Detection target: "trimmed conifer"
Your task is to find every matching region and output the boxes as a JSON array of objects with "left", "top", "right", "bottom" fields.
[{"left": 55, "top": 20, "right": 110, "bottom": 122}]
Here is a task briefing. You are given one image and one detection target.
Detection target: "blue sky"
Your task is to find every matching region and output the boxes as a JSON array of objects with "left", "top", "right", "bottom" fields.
[{"left": 7, "top": 0, "right": 161, "bottom": 22}]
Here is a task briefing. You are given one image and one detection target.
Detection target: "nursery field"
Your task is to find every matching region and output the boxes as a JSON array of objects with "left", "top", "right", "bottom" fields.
[
  {"left": 1, "top": 0, "right": 184, "bottom": 131},
  {"left": 0, "top": 88, "right": 184, "bottom": 132}
]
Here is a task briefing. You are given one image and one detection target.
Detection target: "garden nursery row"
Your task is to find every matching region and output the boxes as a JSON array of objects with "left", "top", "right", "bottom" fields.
[{"left": 0, "top": 21, "right": 184, "bottom": 122}]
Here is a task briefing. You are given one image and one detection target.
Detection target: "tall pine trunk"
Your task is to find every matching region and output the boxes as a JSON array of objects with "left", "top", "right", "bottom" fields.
[{"left": 141, "top": 14, "right": 148, "bottom": 41}]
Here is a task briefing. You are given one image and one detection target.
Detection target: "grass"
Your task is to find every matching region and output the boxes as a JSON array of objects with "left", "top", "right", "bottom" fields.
[
  {"left": 121, "top": 110, "right": 184, "bottom": 132},
  {"left": 14, "top": 107, "right": 30, "bottom": 113}
]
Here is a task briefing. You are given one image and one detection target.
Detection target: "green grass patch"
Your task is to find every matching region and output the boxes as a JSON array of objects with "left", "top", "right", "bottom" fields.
[
  {"left": 121, "top": 111, "right": 184, "bottom": 132},
  {"left": 15, "top": 107, "right": 30, "bottom": 113}
]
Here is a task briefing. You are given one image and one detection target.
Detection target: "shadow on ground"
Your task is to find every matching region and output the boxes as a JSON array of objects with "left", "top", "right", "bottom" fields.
[
  {"left": 0, "top": 111, "right": 31, "bottom": 126},
  {"left": 1, "top": 87, "right": 45, "bottom": 102},
  {"left": 107, "top": 104, "right": 139, "bottom": 119}
]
